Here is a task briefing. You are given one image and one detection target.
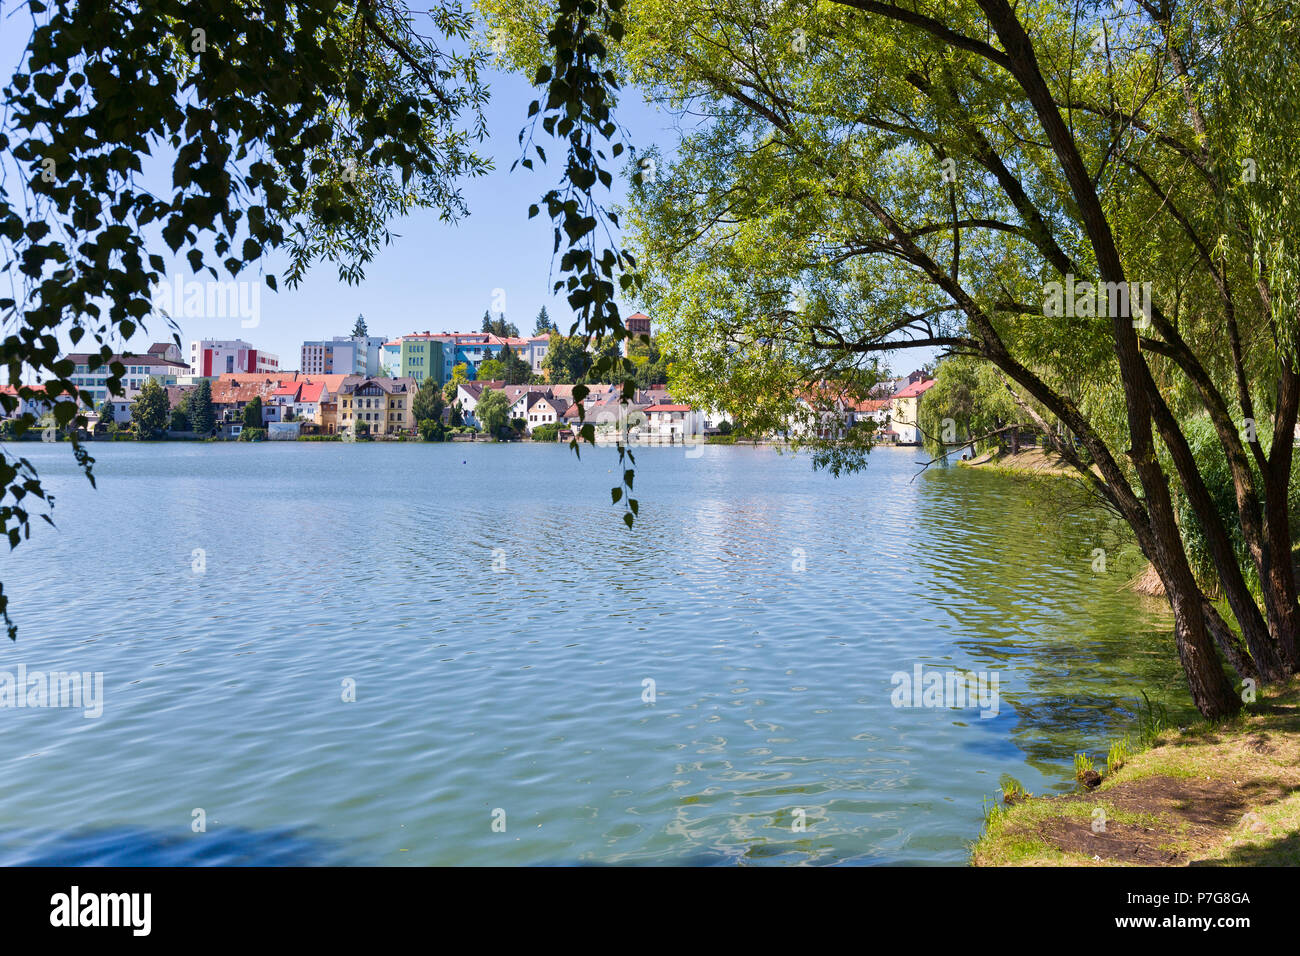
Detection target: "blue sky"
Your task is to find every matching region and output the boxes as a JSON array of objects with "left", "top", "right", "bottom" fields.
[
  {"left": 0, "top": 10, "right": 678, "bottom": 367},
  {"left": 1, "top": 7, "right": 929, "bottom": 375}
]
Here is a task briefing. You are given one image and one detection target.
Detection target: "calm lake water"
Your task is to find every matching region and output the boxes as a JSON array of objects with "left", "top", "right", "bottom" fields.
[{"left": 0, "top": 441, "right": 1193, "bottom": 865}]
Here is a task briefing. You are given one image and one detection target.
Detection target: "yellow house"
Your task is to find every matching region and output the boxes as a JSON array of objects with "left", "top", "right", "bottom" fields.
[
  {"left": 336, "top": 376, "right": 417, "bottom": 437},
  {"left": 890, "top": 378, "right": 936, "bottom": 445}
]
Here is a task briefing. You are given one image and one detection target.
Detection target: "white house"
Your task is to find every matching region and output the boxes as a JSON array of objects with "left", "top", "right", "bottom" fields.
[
  {"left": 850, "top": 398, "right": 892, "bottom": 432},
  {"left": 100, "top": 397, "right": 133, "bottom": 424},
  {"left": 644, "top": 404, "right": 703, "bottom": 443},
  {"left": 0, "top": 384, "right": 57, "bottom": 422},
  {"left": 521, "top": 394, "right": 569, "bottom": 432},
  {"left": 455, "top": 380, "right": 503, "bottom": 428},
  {"left": 65, "top": 346, "right": 189, "bottom": 405},
  {"left": 788, "top": 389, "right": 851, "bottom": 440}
]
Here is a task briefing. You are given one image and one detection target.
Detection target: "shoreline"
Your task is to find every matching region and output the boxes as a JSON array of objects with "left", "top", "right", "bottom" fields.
[
  {"left": 958, "top": 446, "right": 1093, "bottom": 478},
  {"left": 973, "top": 677, "right": 1300, "bottom": 866}
]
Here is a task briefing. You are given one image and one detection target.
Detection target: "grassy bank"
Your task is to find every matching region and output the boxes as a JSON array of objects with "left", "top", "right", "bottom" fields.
[
  {"left": 972, "top": 677, "right": 1300, "bottom": 866},
  {"left": 959, "top": 446, "right": 1091, "bottom": 478}
]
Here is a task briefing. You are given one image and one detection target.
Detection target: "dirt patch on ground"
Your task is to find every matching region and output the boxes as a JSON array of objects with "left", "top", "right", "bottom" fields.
[
  {"left": 974, "top": 679, "right": 1300, "bottom": 866},
  {"left": 1028, "top": 778, "right": 1245, "bottom": 864},
  {"left": 1003, "top": 776, "right": 1299, "bottom": 865}
]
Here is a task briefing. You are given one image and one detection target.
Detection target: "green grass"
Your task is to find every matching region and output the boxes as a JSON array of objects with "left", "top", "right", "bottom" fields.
[{"left": 972, "top": 678, "right": 1300, "bottom": 866}]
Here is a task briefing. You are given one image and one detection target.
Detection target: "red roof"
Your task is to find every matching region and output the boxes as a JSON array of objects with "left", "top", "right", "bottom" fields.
[
  {"left": 211, "top": 380, "right": 279, "bottom": 405},
  {"left": 894, "top": 379, "right": 937, "bottom": 399},
  {"left": 853, "top": 398, "right": 890, "bottom": 412},
  {"left": 298, "top": 382, "right": 325, "bottom": 403},
  {"left": 646, "top": 404, "right": 691, "bottom": 412}
]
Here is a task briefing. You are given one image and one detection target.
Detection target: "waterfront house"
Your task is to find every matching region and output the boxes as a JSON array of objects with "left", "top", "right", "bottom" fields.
[
  {"left": 890, "top": 378, "right": 936, "bottom": 445},
  {"left": 321, "top": 399, "right": 339, "bottom": 435},
  {"left": 66, "top": 346, "right": 189, "bottom": 405},
  {"left": 0, "top": 384, "right": 56, "bottom": 423},
  {"left": 851, "top": 398, "right": 892, "bottom": 433},
  {"left": 211, "top": 378, "right": 282, "bottom": 433},
  {"left": 455, "top": 380, "right": 505, "bottom": 427},
  {"left": 268, "top": 379, "right": 327, "bottom": 424},
  {"left": 521, "top": 394, "right": 569, "bottom": 432},
  {"left": 293, "top": 381, "right": 327, "bottom": 423},
  {"left": 701, "top": 407, "right": 733, "bottom": 434},
  {"left": 99, "top": 397, "right": 133, "bottom": 425},
  {"left": 562, "top": 398, "right": 649, "bottom": 440},
  {"left": 789, "top": 384, "right": 853, "bottom": 440},
  {"left": 271, "top": 380, "right": 303, "bottom": 418},
  {"left": 644, "top": 404, "right": 702, "bottom": 443},
  {"left": 336, "top": 376, "right": 417, "bottom": 437},
  {"left": 504, "top": 385, "right": 553, "bottom": 422}
]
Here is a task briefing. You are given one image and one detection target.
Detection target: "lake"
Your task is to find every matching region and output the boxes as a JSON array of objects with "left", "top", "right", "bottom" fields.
[{"left": 0, "top": 441, "right": 1192, "bottom": 865}]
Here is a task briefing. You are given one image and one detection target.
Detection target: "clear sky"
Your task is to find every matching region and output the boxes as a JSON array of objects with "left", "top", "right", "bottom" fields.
[
  {"left": 0, "top": 9, "right": 678, "bottom": 366},
  {"left": 1, "top": 7, "right": 931, "bottom": 376}
]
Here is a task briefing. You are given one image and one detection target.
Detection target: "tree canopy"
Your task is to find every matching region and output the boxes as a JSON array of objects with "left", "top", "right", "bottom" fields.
[
  {"left": 481, "top": 310, "right": 519, "bottom": 337},
  {"left": 412, "top": 376, "right": 445, "bottom": 423},
  {"left": 130, "top": 379, "right": 169, "bottom": 437},
  {"left": 188, "top": 379, "right": 215, "bottom": 434},
  {"left": 533, "top": 304, "right": 557, "bottom": 335},
  {"left": 485, "top": 0, "right": 1300, "bottom": 716},
  {"left": 474, "top": 387, "right": 512, "bottom": 437}
]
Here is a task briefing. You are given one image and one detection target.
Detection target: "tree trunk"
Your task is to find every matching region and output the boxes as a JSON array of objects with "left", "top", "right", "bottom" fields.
[
  {"left": 1202, "top": 598, "right": 1257, "bottom": 684},
  {"left": 1137, "top": 482, "right": 1242, "bottom": 718},
  {"left": 1148, "top": 385, "right": 1286, "bottom": 680},
  {"left": 1170, "top": 588, "right": 1241, "bottom": 719},
  {"left": 975, "top": 0, "right": 1241, "bottom": 718},
  {"left": 1261, "top": 466, "right": 1300, "bottom": 671}
]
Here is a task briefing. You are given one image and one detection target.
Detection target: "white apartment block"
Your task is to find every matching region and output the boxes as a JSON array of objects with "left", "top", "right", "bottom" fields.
[
  {"left": 189, "top": 339, "right": 280, "bottom": 377},
  {"left": 300, "top": 336, "right": 386, "bottom": 376}
]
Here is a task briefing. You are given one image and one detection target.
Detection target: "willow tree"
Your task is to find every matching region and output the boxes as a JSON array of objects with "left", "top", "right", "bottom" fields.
[
  {"left": 485, "top": 0, "right": 1300, "bottom": 717},
  {"left": 917, "top": 354, "right": 1025, "bottom": 457},
  {"left": 0, "top": 0, "right": 491, "bottom": 637}
]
